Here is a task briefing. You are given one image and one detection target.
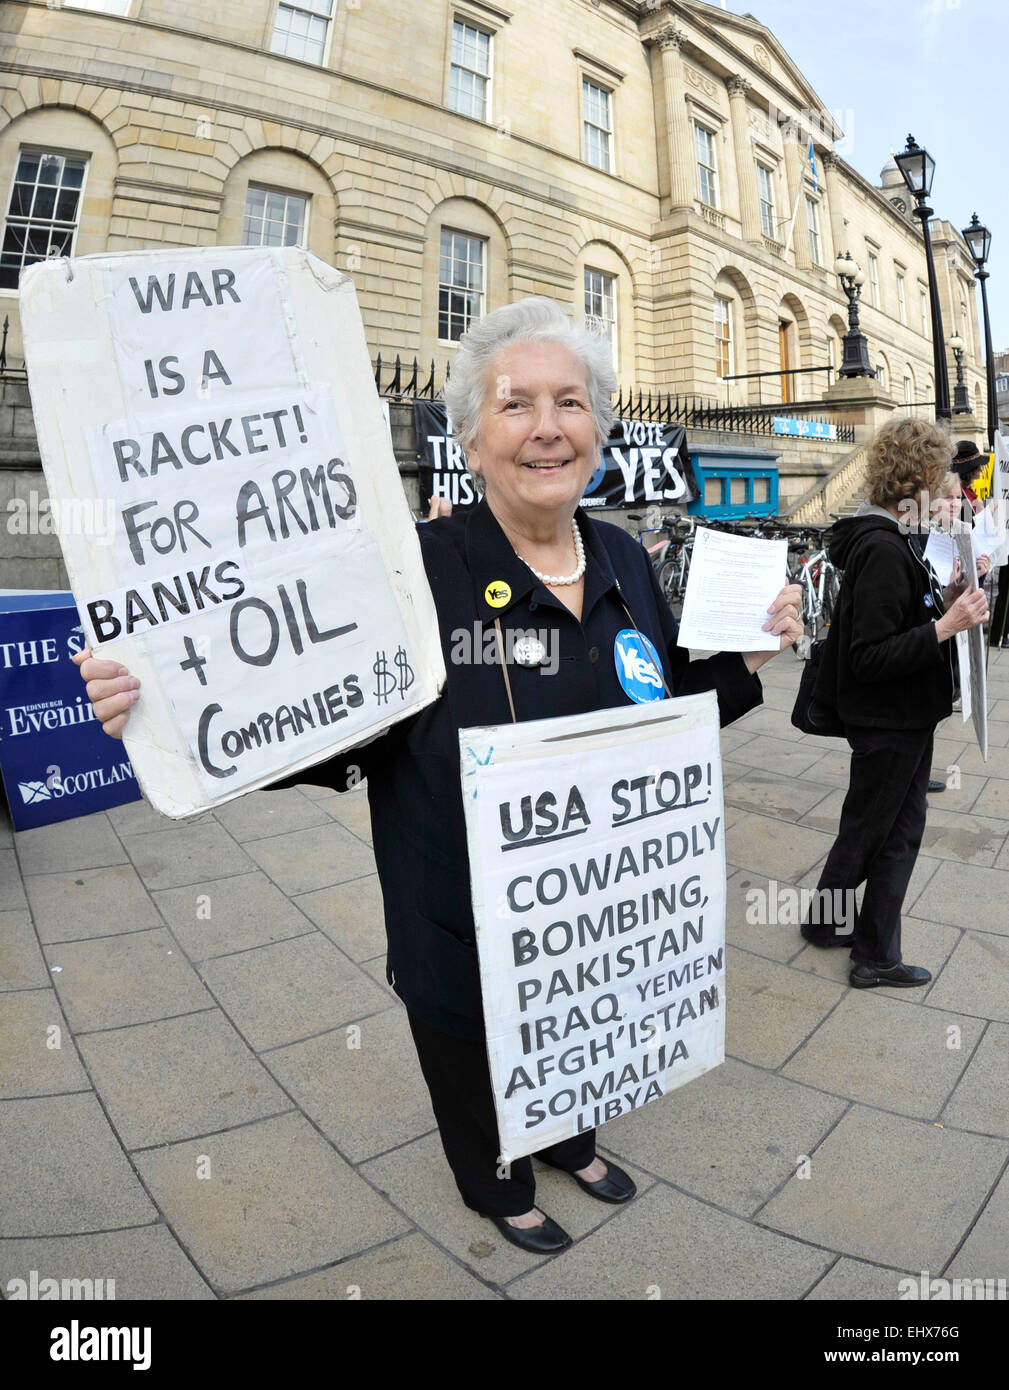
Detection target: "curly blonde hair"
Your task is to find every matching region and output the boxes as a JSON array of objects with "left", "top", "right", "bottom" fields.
[{"left": 865, "top": 417, "right": 951, "bottom": 507}]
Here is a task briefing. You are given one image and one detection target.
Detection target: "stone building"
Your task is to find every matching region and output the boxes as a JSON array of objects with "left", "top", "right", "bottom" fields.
[{"left": 0, "top": 0, "right": 990, "bottom": 585}]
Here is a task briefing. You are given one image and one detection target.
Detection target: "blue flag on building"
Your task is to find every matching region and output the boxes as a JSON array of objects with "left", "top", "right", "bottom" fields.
[{"left": 808, "top": 138, "right": 819, "bottom": 193}]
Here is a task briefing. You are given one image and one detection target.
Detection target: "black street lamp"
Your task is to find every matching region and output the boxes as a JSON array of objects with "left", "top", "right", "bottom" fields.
[
  {"left": 950, "top": 334, "right": 971, "bottom": 413},
  {"left": 833, "top": 251, "right": 876, "bottom": 378},
  {"left": 894, "top": 134, "right": 951, "bottom": 420},
  {"left": 962, "top": 212, "right": 997, "bottom": 450}
]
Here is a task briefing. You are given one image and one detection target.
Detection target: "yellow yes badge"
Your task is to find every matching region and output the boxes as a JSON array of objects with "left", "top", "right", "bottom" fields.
[{"left": 484, "top": 580, "right": 512, "bottom": 608}]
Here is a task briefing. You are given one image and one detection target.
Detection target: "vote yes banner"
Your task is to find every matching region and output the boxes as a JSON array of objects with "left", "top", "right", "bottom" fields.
[
  {"left": 460, "top": 691, "right": 725, "bottom": 1161},
  {"left": 415, "top": 400, "right": 697, "bottom": 511},
  {"left": 20, "top": 248, "right": 444, "bottom": 817}
]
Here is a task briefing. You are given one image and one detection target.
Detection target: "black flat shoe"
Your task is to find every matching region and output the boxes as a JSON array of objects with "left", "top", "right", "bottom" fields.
[
  {"left": 485, "top": 1212, "right": 572, "bottom": 1254},
  {"left": 540, "top": 1157, "right": 637, "bottom": 1204},
  {"left": 800, "top": 923, "right": 855, "bottom": 949},
  {"left": 927, "top": 779, "right": 946, "bottom": 793},
  {"left": 850, "top": 961, "right": 931, "bottom": 989}
]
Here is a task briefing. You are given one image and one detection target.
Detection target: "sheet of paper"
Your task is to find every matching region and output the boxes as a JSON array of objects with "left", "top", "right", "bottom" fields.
[
  {"left": 972, "top": 502, "right": 1007, "bottom": 561},
  {"left": 676, "top": 527, "right": 787, "bottom": 652},
  {"left": 924, "top": 530, "right": 956, "bottom": 586},
  {"left": 954, "top": 528, "right": 987, "bottom": 759},
  {"left": 956, "top": 630, "right": 972, "bottom": 722}
]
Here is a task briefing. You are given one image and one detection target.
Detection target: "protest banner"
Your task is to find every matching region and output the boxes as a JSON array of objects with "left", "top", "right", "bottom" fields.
[
  {"left": 20, "top": 248, "right": 445, "bottom": 817},
  {"left": 415, "top": 401, "right": 697, "bottom": 511},
  {"left": 460, "top": 691, "right": 725, "bottom": 1162},
  {"left": 954, "top": 527, "right": 988, "bottom": 760},
  {"left": 0, "top": 591, "right": 142, "bottom": 829}
]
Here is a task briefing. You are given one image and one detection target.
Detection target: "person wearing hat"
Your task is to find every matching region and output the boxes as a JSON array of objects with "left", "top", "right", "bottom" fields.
[{"left": 951, "top": 440, "right": 988, "bottom": 521}]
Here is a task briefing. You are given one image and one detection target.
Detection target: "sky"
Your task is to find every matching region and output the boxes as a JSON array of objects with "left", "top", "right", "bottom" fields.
[{"left": 720, "top": 0, "right": 1007, "bottom": 353}]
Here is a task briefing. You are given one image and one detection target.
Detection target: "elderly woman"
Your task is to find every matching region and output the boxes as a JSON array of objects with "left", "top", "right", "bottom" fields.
[
  {"left": 76, "top": 297, "right": 802, "bottom": 1255},
  {"left": 800, "top": 418, "right": 988, "bottom": 981}
]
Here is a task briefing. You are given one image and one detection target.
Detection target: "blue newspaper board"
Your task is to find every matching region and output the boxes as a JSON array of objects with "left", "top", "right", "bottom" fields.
[{"left": 0, "top": 592, "right": 142, "bottom": 830}]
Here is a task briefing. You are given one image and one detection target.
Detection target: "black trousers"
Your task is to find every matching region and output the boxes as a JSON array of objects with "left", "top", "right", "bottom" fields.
[
  {"left": 804, "top": 724, "right": 933, "bottom": 967},
  {"left": 990, "top": 565, "right": 1009, "bottom": 647},
  {"left": 407, "top": 1009, "right": 596, "bottom": 1217}
]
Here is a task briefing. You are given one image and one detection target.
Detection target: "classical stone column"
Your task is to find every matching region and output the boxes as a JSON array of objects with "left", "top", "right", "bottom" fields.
[
  {"left": 782, "top": 124, "right": 811, "bottom": 269},
  {"left": 820, "top": 150, "right": 843, "bottom": 269},
  {"left": 727, "top": 75, "right": 762, "bottom": 242},
  {"left": 654, "top": 25, "right": 694, "bottom": 212}
]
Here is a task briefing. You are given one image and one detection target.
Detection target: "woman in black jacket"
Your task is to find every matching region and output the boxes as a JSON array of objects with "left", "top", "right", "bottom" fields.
[
  {"left": 77, "top": 297, "right": 803, "bottom": 1255},
  {"left": 801, "top": 418, "right": 988, "bottom": 985}
]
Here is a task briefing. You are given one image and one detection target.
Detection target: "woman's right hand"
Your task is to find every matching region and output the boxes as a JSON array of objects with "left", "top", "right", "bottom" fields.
[
  {"left": 70, "top": 646, "right": 140, "bottom": 739},
  {"left": 935, "top": 588, "right": 989, "bottom": 642}
]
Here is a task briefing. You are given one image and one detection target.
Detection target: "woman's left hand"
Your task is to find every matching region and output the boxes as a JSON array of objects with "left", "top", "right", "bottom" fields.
[
  {"left": 977, "top": 553, "right": 991, "bottom": 580},
  {"left": 743, "top": 582, "right": 804, "bottom": 672}
]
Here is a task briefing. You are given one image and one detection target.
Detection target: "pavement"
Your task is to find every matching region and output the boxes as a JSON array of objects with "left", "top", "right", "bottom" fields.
[{"left": 2, "top": 651, "right": 1009, "bottom": 1302}]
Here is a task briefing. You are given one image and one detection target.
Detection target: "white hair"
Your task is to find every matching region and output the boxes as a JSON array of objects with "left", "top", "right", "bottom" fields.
[{"left": 443, "top": 296, "right": 617, "bottom": 450}]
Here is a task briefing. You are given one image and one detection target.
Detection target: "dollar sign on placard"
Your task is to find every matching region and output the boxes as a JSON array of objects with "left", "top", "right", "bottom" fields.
[
  {"left": 373, "top": 650, "right": 397, "bottom": 704},
  {"left": 394, "top": 646, "right": 415, "bottom": 697}
]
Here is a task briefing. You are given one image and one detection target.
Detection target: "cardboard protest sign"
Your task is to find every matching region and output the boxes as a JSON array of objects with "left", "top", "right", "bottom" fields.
[
  {"left": 461, "top": 692, "right": 725, "bottom": 1162},
  {"left": 415, "top": 401, "right": 697, "bottom": 512},
  {"left": 20, "top": 248, "right": 444, "bottom": 817},
  {"left": 955, "top": 527, "right": 988, "bottom": 760}
]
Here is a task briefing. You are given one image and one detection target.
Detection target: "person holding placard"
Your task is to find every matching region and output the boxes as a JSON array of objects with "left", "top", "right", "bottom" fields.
[
  {"left": 77, "top": 297, "right": 803, "bottom": 1255},
  {"left": 800, "top": 419, "right": 988, "bottom": 985}
]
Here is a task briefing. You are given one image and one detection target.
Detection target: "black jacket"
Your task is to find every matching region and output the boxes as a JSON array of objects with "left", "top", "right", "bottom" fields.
[
  {"left": 816, "top": 509, "right": 954, "bottom": 730},
  {"left": 272, "top": 501, "right": 762, "bottom": 1038}
]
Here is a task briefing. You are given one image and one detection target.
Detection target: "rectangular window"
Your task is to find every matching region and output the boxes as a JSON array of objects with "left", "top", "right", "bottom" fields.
[
  {"left": 270, "top": 0, "right": 333, "bottom": 66},
  {"left": 896, "top": 273, "right": 906, "bottom": 324},
  {"left": 584, "top": 267, "right": 617, "bottom": 366},
  {"left": 757, "top": 165, "right": 776, "bottom": 239},
  {"left": 920, "top": 287, "right": 928, "bottom": 336},
  {"left": 448, "top": 18, "right": 491, "bottom": 120},
  {"left": 904, "top": 375, "right": 912, "bottom": 404},
  {"left": 1, "top": 149, "right": 87, "bottom": 291},
  {"left": 868, "top": 253, "right": 879, "bottom": 308},
  {"left": 805, "top": 196, "right": 820, "bottom": 265},
  {"left": 695, "top": 124, "right": 717, "bottom": 207},
  {"left": 714, "top": 295, "right": 732, "bottom": 379},
  {"left": 438, "top": 228, "right": 485, "bottom": 341},
  {"left": 63, "top": 1, "right": 133, "bottom": 12},
  {"left": 242, "top": 187, "right": 308, "bottom": 247},
  {"left": 582, "top": 79, "right": 612, "bottom": 172}
]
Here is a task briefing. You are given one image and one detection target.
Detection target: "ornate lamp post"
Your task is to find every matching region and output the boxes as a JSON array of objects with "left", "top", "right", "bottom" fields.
[
  {"left": 894, "top": 135, "right": 950, "bottom": 420},
  {"left": 950, "top": 334, "right": 971, "bottom": 413},
  {"left": 961, "top": 213, "right": 997, "bottom": 450},
  {"left": 833, "top": 252, "right": 876, "bottom": 378}
]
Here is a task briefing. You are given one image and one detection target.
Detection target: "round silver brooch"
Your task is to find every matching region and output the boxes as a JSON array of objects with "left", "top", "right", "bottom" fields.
[{"left": 513, "top": 636, "right": 548, "bottom": 668}]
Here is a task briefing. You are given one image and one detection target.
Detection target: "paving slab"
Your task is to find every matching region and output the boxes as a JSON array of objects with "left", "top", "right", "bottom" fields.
[
  {"left": 242, "top": 821, "right": 377, "bottom": 896},
  {"left": 210, "top": 788, "right": 333, "bottom": 843},
  {"left": 78, "top": 1010, "right": 291, "bottom": 1150},
  {"left": 925, "top": 929, "right": 1009, "bottom": 1024},
  {"left": 318, "top": 789, "right": 374, "bottom": 844},
  {"left": 360, "top": 954, "right": 399, "bottom": 1003},
  {"left": 132, "top": 1112, "right": 408, "bottom": 1294},
  {"left": 0, "top": 989, "right": 89, "bottom": 1097},
  {"left": 908, "top": 861, "right": 1009, "bottom": 935},
  {"left": 0, "top": 1093, "right": 158, "bottom": 1237},
  {"left": 729, "top": 734, "right": 825, "bottom": 778},
  {"left": 14, "top": 813, "right": 127, "bottom": 876},
  {"left": 24, "top": 864, "right": 161, "bottom": 943},
  {"left": 44, "top": 928, "right": 214, "bottom": 1032},
  {"left": 123, "top": 821, "right": 255, "bottom": 891},
  {"left": 758, "top": 1104, "right": 1008, "bottom": 1271},
  {"left": 954, "top": 742, "right": 1009, "bottom": 779},
  {"left": 360, "top": 1129, "right": 653, "bottom": 1286},
  {"left": 724, "top": 769, "right": 834, "bottom": 823},
  {"left": 0, "top": 910, "right": 51, "bottom": 989},
  {"left": 945, "top": 1166, "right": 1009, "bottom": 1282},
  {"left": 0, "top": 852, "right": 28, "bottom": 910},
  {"left": 941, "top": 1023, "right": 1009, "bottom": 1138},
  {"left": 105, "top": 799, "right": 214, "bottom": 837},
  {"left": 151, "top": 871, "right": 315, "bottom": 959},
  {"left": 603, "top": 1057, "right": 846, "bottom": 1216},
  {"left": 728, "top": 707, "right": 801, "bottom": 739},
  {"left": 0, "top": 1225, "right": 215, "bottom": 1300},
  {"left": 806, "top": 1257, "right": 908, "bottom": 1299},
  {"left": 265, "top": 1006, "right": 435, "bottom": 1163},
  {"left": 197, "top": 932, "right": 390, "bottom": 1051},
  {"left": 293, "top": 873, "right": 387, "bottom": 961},
  {"left": 782, "top": 991, "right": 984, "bottom": 1120},
  {"left": 799, "top": 791, "right": 1008, "bottom": 866},
  {"left": 235, "top": 1231, "right": 501, "bottom": 1300},
  {"left": 968, "top": 778, "right": 1009, "bottom": 819},
  {"left": 788, "top": 915, "right": 961, "bottom": 993},
  {"left": 724, "top": 947, "right": 844, "bottom": 1068},
  {"left": 724, "top": 812, "right": 833, "bottom": 881},
  {"left": 724, "top": 870, "right": 806, "bottom": 963},
  {"left": 507, "top": 1183, "right": 833, "bottom": 1300}
]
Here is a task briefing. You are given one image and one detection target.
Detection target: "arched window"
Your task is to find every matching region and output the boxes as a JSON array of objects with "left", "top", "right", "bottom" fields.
[
  {"left": 421, "top": 197, "right": 508, "bottom": 362},
  {"left": 219, "top": 150, "right": 336, "bottom": 264},
  {"left": 575, "top": 240, "right": 634, "bottom": 378}
]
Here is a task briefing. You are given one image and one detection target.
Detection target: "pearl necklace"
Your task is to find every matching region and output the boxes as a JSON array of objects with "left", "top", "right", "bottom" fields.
[{"left": 519, "top": 518, "right": 586, "bottom": 587}]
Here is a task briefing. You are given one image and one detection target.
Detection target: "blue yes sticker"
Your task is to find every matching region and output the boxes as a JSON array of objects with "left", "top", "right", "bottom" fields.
[{"left": 614, "top": 629, "right": 665, "bottom": 703}]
